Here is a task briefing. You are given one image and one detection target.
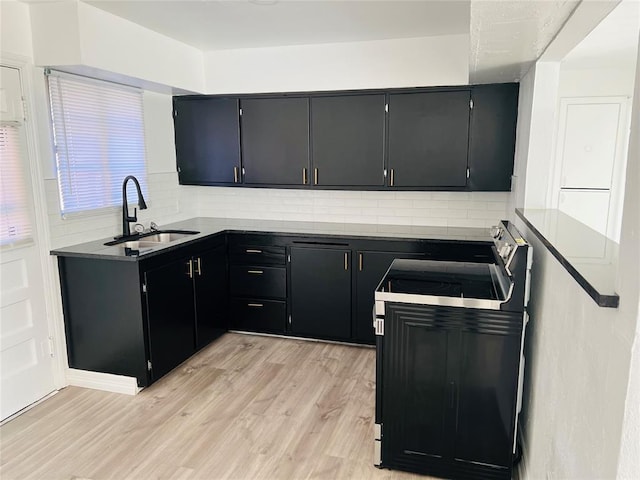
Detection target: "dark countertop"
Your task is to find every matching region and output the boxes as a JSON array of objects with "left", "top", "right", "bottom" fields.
[
  {"left": 50, "top": 217, "right": 494, "bottom": 262},
  {"left": 515, "top": 208, "right": 619, "bottom": 308}
]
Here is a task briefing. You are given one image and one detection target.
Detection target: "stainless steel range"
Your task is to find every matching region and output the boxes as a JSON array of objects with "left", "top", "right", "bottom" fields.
[{"left": 373, "top": 220, "right": 531, "bottom": 480}]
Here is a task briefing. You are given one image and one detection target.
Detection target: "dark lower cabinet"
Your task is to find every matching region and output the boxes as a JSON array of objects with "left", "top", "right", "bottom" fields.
[
  {"left": 381, "top": 303, "right": 522, "bottom": 480},
  {"left": 57, "top": 236, "right": 228, "bottom": 388},
  {"left": 230, "top": 298, "right": 286, "bottom": 334},
  {"left": 194, "top": 245, "right": 228, "bottom": 349},
  {"left": 144, "top": 256, "right": 197, "bottom": 382},
  {"left": 289, "top": 246, "right": 351, "bottom": 340},
  {"left": 354, "top": 250, "right": 425, "bottom": 345}
]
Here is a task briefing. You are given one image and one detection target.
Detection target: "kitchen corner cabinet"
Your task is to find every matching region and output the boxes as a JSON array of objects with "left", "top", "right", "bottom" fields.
[
  {"left": 388, "top": 90, "right": 470, "bottom": 188},
  {"left": 289, "top": 246, "right": 352, "bottom": 340},
  {"left": 240, "top": 97, "right": 310, "bottom": 186},
  {"left": 381, "top": 303, "right": 522, "bottom": 479},
  {"left": 173, "top": 97, "right": 241, "bottom": 185},
  {"left": 57, "top": 237, "right": 227, "bottom": 387},
  {"left": 468, "top": 83, "right": 519, "bottom": 191},
  {"left": 310, "top": 94, "right": 385, "bottom": 187}
]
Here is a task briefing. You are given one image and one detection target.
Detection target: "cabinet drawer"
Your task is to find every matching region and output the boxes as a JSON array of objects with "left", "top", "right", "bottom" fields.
[
  {"left": 229, "top": 245, "right": 286, "bottom": 266},
  {"left": 229, "top": 265, "right": 286, "bottom": 299},
  {"left": 230, "top": 298, "right": 286, "bottom": 334}
]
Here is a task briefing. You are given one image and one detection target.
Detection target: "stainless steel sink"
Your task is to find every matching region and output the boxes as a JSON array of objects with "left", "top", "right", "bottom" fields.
[
  {"left": 105, "top": 229, "right": 199, "bottom": 247},
  {"left": 139, "top": 232, "right": 195, "bottom": 243}
]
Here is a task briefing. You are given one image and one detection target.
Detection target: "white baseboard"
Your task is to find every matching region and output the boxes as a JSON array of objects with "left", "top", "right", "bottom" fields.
[{"left": 66, "top": 369, "right": 140, "bottom": 396}]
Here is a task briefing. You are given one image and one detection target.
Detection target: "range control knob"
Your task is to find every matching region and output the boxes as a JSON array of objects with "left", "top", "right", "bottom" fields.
[
  {"left": 490, "top": 225, "right": 503, "bottom": 239},
  {"left": 499, "top": 243, "right": 513, "bottom": 260}
]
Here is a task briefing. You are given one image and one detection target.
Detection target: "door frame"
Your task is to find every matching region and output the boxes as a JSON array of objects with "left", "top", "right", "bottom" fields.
[{"left": 1, "top": 53, "right": 67, "bottom": 391}]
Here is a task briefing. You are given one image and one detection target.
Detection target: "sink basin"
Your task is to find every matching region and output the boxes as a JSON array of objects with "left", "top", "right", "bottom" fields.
[
  {"left": 105, "top": 229, "right": 200, "bottom": 247},
  {"left": 139, "top": 232, "right": 195, "bottom": 243}
]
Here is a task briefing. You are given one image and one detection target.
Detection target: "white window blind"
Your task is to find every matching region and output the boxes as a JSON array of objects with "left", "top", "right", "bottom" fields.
[
  {"left": 0, "top": 124, "right": 33, "bottom": 246},
  {"left": 47, "top": 71, "right": 147, "bottom": 216}
]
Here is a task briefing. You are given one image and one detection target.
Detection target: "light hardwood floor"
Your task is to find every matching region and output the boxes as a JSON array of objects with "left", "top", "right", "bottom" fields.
[{"left": 0, "top": 333, "right": 433, "bottom": 480}]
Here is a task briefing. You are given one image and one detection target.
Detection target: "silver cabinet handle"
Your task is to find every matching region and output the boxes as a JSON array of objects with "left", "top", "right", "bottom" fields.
[
  {"left": 233, "top": 166, "right": 239, "bottom": 183},
  {"left": 247, "top": 270, "right": 263, "bottom": 274},
  {"left": 245, "top": 249, "right": 262, "bottom": 254},
  {"left": 186, "top": 259, "right": 193, "bottom": 278},
  {"left": 314, "top": 168, "right": 318, "bottom": 185},
  {"left": 195, "top": 257, "right": 202, "bottom": 276},
  {"left": 303, "top": 167, "right": 308, "bottom": 185},
  {"left": 390, "top": 168, "right": 395, "bottom": 187},
  {"left": 344, "top": 252, "right": 348, "bottom": 271},
  {"left": 359, "top": 252, "right": 363, "bottom": 271},
  {"left": 248, "top": 303, "right": 263, "bottom": 308}
]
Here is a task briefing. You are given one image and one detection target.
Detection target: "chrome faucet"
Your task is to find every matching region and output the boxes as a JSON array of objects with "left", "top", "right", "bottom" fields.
[{"left": 121, "top": 175, "right": 147, "bottom": 238}]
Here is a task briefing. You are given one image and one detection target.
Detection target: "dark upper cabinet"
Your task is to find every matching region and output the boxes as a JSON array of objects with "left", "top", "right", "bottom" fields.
[
  {"left": 468, "top": 83, "right": 519, "bottom": 191},
  {"left": 388, "top": 90, "right": 470, "bottom": 188},
  {"left": 289, "top": 246, "right": 351, "bottom": 340},
  {"left": 241, "top": 97, "right": 310, "bottom": 186},
  {"left": 311, "top": 94, "right": 385, "bottom": 186},
  {"left": 173, "top": 97, "right": 241, "bottom": 185}
]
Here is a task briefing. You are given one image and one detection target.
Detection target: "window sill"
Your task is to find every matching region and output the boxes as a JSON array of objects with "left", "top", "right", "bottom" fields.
[{"left": 515, "top": 208, "right": 619, "bottom": 308}]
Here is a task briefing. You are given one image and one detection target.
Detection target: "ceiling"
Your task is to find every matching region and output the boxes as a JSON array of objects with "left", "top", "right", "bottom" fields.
[
  {"left": 61, "top": 0, "right": 627, "bottom": 83},
  {"left": 562, "top": 0, "right": 640, "bottom": 68}
]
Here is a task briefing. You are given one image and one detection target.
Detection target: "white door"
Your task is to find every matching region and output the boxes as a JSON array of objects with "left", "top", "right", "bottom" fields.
[
  {"left": 553, "top": 96, "right": 630, "bottom": 241},
  {"left": 1, "top": 65, "right": 55, "bottom": 420}
]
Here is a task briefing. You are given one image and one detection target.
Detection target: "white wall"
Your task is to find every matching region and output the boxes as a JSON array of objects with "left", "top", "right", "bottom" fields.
[
  {"left": 197, "top": 32, "right": 488, "bottom": 227},
  {"left": 0, "top": 0, "right": 34, "bottom": 60},
  {"left": 29, "top": 1, "right": 205, "bottom": 94},
  {"left": 515, "top": 29, "right": 640, "bottom": 480},
  {"left": 45, "top": 91, "right": 196, "bottom": 249},
  {"left": 203, "top": 35, "right": 469, "bottom": 94}
]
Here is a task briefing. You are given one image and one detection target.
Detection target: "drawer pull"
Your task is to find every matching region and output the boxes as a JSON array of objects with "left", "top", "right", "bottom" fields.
[
  {"left": 247, "top": 270, "right": 264, "bottom": 274},
  {"left": 247, "top": 303, "right": 263, "bottom": 308},
  {"left": 245, "top": 249, "right": 263, "bottom": 254}
]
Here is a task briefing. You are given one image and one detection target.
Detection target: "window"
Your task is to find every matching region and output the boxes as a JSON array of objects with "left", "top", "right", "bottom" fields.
[
  {"left": 0, "top": 125, "right": 33, "bottom": 246},
  {"left": 47, "top": 71, "right": 147, "bottom": 216}
]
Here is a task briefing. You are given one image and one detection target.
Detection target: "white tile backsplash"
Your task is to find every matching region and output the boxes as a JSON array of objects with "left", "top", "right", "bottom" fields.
[
  {"left": 194, "top": 186, "right": 509, "bottom": 228},
  {"left": 46, "top": 172, "right": 196, "bottom": 248}
]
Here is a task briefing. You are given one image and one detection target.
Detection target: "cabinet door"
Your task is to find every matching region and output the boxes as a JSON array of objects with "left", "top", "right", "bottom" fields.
[
  {"left": 468, "top": 84, "right": 518, "bottom": 191},
  {"left": 382, "top": 303, "right": 456, "bottom": 468},
  {"left": 144, "top": 257, "right": 196, "bottom": 381},
  {"left": 354, "top": 251, "right": 424, "bottom": 345},
  {"left": 173, "top": 97, "right": 241, "bottom": 185},
  {"left": 193, "top": 245, "right": 228, "bottom": 349},
  {"left": 289, "top": 247, "right": 351, "bottom": 340},
  {"left": 388, "top": 91, "right": 470, "bottom": 187},
  {"left": 453, "top": 311, "right": 521, "bottom": 470},
  {"left": 311, "top": 94, "right": 385, "bottom": 186},
  {"left": 241, "top": 97, "right": 310, "bottom": 186}
]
